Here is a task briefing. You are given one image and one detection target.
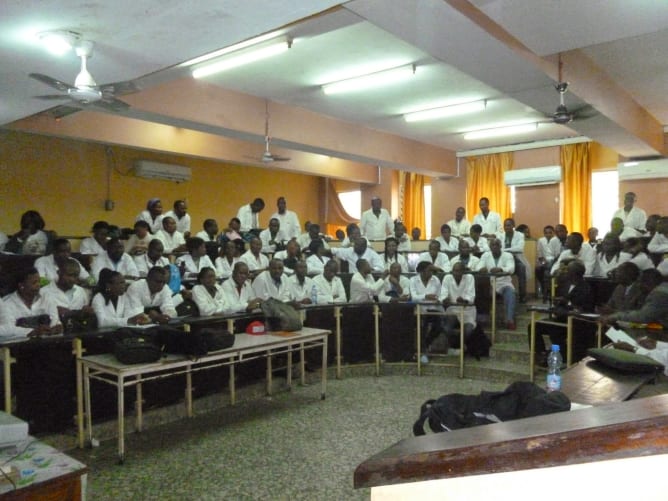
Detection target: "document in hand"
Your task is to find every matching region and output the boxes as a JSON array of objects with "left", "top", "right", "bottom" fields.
[{"left": 604, "top": 326, "right": 639, "bottom": 347}]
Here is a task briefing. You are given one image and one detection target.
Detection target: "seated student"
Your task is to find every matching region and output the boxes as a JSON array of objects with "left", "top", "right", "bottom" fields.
[
  {"left": 450, "top": 239, "right": 480, "bottom": 271},
  {"left": 464, "top": 224, "right": 490, "bottom": 256},
  {"left": 215, "top": 240, "right": 240, "bottom": 280},
  {"left": 440, "top": 261, "right": 477, "bottom": 352},
  {"left": 586, "top": 227, "right": 599, "bottom": 250},
  {"left": 5, "top": 210, "right": 49, "bottom": 255},
  {"left": 305, "top": 238, "right": 330, "bottom": 275},
  {"left": 349, "top": 258, "right": 385, "bottom": 303},
  {"left": 259, "top": 217, "right": 288, "bottom": 253},
  {"left": 196, "top": 218, "right": 220, "bottom": 243},
  {"left": 516, "top": 224, "right": 531, "bottom": 239},
  {"left": 435, "top": 224, "right": 460, "bottom": 254},
  {"left": 418, "top": 240, "right": 451, "bottom": 273},
  {"left": 236, "top": 197, "right": 265, "bottom": 233},
  {"left": 529, "top": 260, "right": 596, "bottom": 364},
  {"left": 126, "top": 266, "right": 177, "bottom": 323},
  {"left": 287, "top": 261, "right": 315, "bottom": 305},
  {"left": 252, "top": 258, "right": 293, "bottom": 302},
  {"left": 382, "top": 236, "right": 408, "bottom": 272},
  {"left": 221, "top": 217, "right": 243, "bottom": 245},
  {"left": 411, "top": 227, "right": 422, "bottom": 241},
  {"left": 175, "top": 237, "right": 216, "bottom": 279},
  {"left": 0, "top": 267, "right": 63, "bottom": 340},
  {"left": 297, "top": 223, "right": 330, "bottom": 252},
  {"left": 91, "top": 269, "right": 150, "bottom": 328},
  {"left": 410, "top": 261, "right": 444, "bottom": 363},
  {"left": 192, "top": 267, "right": 230, "bottom": 316},
  {"left": 35, "top": 238, "right": 90, "bottom": 283},
  {"left": 164, "top": 200, "right": 191, "bottom": 239},
  {"left": 499, "top": 218, "right": 527, "bottom": 303},
  {"left": 41, "top": 260, "right": 93, "bottom": 322},
  {"left": 610, "top": 216, "right": 637, "bottom": 243},
  {"left": 597, "top": 262, "right": 644, "bottom": 315},
  {"left": 601, "top": 268, "right": 668, "bottom": 328},
  {"left": 335, "top": 229, "right": 345, "bottom": 242},
  {"left": 155, "top": 216, "right": 187, "bottom": 255},
  {"left": 91, "top": 237, "right": 140, "bottom": 281},
  {"left": 536, "top": 225, "right": 558, "bottom": 301},
  {"left": 221, "top": 262, "right": 263, "bottom": 313},
  {"left": 550, "top": 232, "right": 596, "bottom": 276},
  {"left": 478, "top": 238, "right": 517, "bottom": 330},
  {"left": 239, "top": 237, "right": 269, "bottom": 278},
  {"left": 647, "top": 216, "right": 668, "bottom": 254},
  {"left": 622, "top": 237, "right": 656, "bottom": 271},
  {"left": 134, "top": 238, "right": 170, "bottom": 277},
  {"left": 340, "top": 223, "right": 364, "bottom": 249},
  {"left": 136, "top": 198, "right": 164, "bottom": 234},
  {"left": 447, "top": 206, "right": 471, "bottom": 239},
  {"left": 124, "top": 220, "right": 153, "bottom": 256},
  {"left": 592, "top": 233, "right": 629, "bottom": 278},
  {"left": 333, "top": 236, "right": 384, "bottom": 273},
  {"left": 379, "top": 262, "right": 411, "bottom": 303},
  {"left": 393, "top": 221, "right": 412, "bottom": 251},
  {"left": 79, "top": 221, "right": 110, "bottom": 256},
  {"left": 312, "top": 260, "right": 347, "bottom": 304}
]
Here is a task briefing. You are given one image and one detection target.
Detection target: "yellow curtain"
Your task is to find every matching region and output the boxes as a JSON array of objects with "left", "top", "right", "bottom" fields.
[
  {"left": 465, "top": 153, "right": 512, "bottom": 222},
  {"left": 402, "top": 171, "right": 425, "bottom": 236},
  {"left": 561, "top": 143, "right": 592, "bottom": 234}
]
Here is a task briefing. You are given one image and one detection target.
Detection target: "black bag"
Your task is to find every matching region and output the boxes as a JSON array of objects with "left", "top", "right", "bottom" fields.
[
  {"left": 465, "top": 324, "right": 491, "bottom": 360},
  {"left": 16, "top": 314, "right": 51, "bottom": 329},
  {"left": 61, "top": 310, "right": 98, "bottom": 334},
  {"left": 260, "top": 297, "right": 302, "bottom": 332},
  {"left": 114, "top": 336, "right": 162, "bottom": 364},
  {"left": 413, "top": 381, "right": 570, "bottom": 436},
  {"left": 157, "top": 326, "right": 208, "bottom": 359},
  {"left": 175, "top": 298, "right": 199, "bottom": 317},
  {"left": 199, "top": 328, "right": 235, "bottom": 351}
]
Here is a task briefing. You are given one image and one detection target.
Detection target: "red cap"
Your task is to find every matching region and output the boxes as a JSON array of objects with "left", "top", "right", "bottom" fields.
[{"left": 245, "top": 320, "right": 266, "bottom": 335}]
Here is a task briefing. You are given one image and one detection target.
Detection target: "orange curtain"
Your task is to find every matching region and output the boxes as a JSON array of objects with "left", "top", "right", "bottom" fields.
[
  {"left": 465, "top": 153, "right": 512, "bottom": 222},
  {"left": 401, "top": 171, "right": 426, "bottom": 236},
  {"left": 321, "top": 178, "right": 359, "bottom": 236},
  {"left": 561, "top": 143, "right": 592, "bottom": 234}
]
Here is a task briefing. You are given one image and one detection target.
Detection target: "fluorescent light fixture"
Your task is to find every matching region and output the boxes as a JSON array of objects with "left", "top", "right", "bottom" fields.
[
  {"left": 192, "top": 37, "right": 289, "bottom": 79},
  {"left": 322, "top": 64, "right": 416, "bottom": 95},
  {"left": 38, "top": 30, "right": 80, "bottom": 55},
  {"left": 404, "top": 100, "right": 486, "bottom": 122},
  {"left": 463, "top": 123, "right": 537, "bottom": 140},
  {"left": 623, "top": 162, "right": 639, "bottom": 167}
]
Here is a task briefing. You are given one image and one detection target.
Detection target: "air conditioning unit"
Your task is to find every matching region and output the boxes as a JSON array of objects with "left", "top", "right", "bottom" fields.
[
  {"left": 617, "top": 158, "right": 668, "bottom": 181},
  {"left": 133, "top": 160, "right": 191, "bottom": 182},
  {"left": 503, "top": 166, "right": 562, "bottom": 187}
]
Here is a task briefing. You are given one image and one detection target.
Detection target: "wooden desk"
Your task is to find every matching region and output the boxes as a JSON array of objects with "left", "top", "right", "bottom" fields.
[
  {"left": 0, "top": 437, "right": 87, "bottom": 500},
  {"left": 79, "top": 327, "right": 330, "bottom": 462}
]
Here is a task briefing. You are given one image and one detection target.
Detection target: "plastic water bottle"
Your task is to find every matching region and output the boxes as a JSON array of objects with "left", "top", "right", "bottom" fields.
[
  {"left": 546, "top": 344, "right": 563, "bottom": 392},
  {"left": 310, "top": 284, "right": 318, "bottom": 305}
]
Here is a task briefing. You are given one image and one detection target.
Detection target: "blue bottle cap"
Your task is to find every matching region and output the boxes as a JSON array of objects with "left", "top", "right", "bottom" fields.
[{"left": 552, "top": 344, "right": 560, "bottom": 352}]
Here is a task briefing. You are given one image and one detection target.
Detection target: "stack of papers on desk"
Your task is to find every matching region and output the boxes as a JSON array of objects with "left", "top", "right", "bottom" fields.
[{"left": 604, "top": 326, "right": 638, "bottom": 347}]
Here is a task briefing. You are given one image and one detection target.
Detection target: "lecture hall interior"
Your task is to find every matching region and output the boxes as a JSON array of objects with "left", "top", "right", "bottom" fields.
[{"left": 2, "top": 1, "right": 668, "bottom": 500}]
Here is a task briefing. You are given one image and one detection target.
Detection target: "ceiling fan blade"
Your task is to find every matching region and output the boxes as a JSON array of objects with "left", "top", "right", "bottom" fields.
[
  {"left": 572, "top": 104, "right": 598, "bottom": 121},
  {"left": 43, "top": 104, "right": 83, "bottom": 120},
  {"left": 96, "top": 96, "right": 131, "bottom": 111},
  {"left": 34, "top": 94, "right": 70, "bottom": 100},
  {"left": 270, "top": 155, "right": 291, "bottom": 162},
  {"left": 29, "top": 73, "right": 75, "bottom": 93},
  {"left": 100, "top": 80, "right": 141, "bottom": 97}
]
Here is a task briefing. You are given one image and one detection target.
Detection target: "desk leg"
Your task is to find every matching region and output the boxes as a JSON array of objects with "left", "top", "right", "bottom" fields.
[
  {"left": 227, "top": 318, "right": 234, "bottom": 333},
  {"left": 266, "top": 350, "right": 273, "bottom": 396},
  {"left": 2, "top": 347, "right": 15, "bottom": 414},
  {"left": 321, "top": 335, "right": 328, "bottom": 400},
  {"left": 229, "top": 364, "right": 236, "bottom": 405},
  {"left": 374, "top": 304, "right": 380, "bottom": 377},
  {"left": 416, "top": 306, "right": 422, "bottom": 376},
  {"left": 83, "top": 365, "right": 93, "bottom": 447},
  {"left": 73, "top": 339, "right": 85, "bottom": 449},
  {"left": 118, "top": 374, "right": 125, "bottom": 463},
  {"left": 186, "top": 364, "right": 193, "bottom": 417},
  {"left": 529, "top": 311, "right": 537, "bottom": 383},
  {"left": 459, "top": 309, "right": 465, "bottom": 379},
  {"left": 596, "top": 322, "right": 602, "bottom": 348},
  {"left": 286, "top": 348, "right": 293, "bottom": 390},
  {"left": 300, "top": 343, "right": 306, "bottom": 386},
  {"left": 566, "top": 316, "right": 573, "bottom": 367},
  {"left": 491, "top": 276, "right": 497, "bottom": 344},
  {"left": 136, "top": 375, "right": 143, "bottom": 432},
  {"left": 335, "top": 307, "right": 342, "bottom": 379}
]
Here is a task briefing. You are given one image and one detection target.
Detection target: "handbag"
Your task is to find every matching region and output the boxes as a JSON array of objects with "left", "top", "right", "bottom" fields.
[
  {"left": 16, "top": 314, "right": 51, "bottom": 329},
  {"left": 260, "top": 297, "right": 302, "bottom": 332},
  {"left": 61, "top": 310, "right": 98, "bottom": 334},
  {"left": 199, "top": 328, "right": 235, "bottom": 351},
  {"left": 114, "top": 336, "right": 162, "bottom": 364}
]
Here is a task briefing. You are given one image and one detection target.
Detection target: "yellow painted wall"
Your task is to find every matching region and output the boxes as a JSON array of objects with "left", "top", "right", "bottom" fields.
[{"left": 0, "top": 130, "right": 321, "bottom": 238}]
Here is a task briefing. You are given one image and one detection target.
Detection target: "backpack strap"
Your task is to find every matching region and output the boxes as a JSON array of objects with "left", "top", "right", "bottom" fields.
[{"left": 412, "top": 399, "right": 435, "bottom": 436}]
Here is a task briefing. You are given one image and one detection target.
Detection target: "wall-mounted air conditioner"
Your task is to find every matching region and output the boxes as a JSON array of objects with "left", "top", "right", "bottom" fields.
[
  {"left": 133, "top": 160, "right": 191, "bottom": 182},
  {"left": 503, "top": 166, "right": 562, "bottom": 187},
  {"left": 617, "top": 158, "right": 668, "bottom": 181}
]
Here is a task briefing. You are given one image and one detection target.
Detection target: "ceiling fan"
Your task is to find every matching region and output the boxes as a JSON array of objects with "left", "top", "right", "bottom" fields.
[
  {"left": 247, "top": 101, "right": 291, "bottom": 163},
  {"left": 29, "top": 40, "right": 137, "bottom": 113},
  {"left": 542, "top": 54, "right": 597, "bottom": 125}
]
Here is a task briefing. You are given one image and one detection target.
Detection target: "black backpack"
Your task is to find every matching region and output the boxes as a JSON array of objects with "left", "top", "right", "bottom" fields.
[
  {"left": 465, "top": 324, "right": 491, "bottom": 360},
  {"left": 260, "top": 298, "right": 302, "bottom": 331},
  {"left": 413, "top": 381, "right": 570, "bottom": 436},
  {"left": 113, "top": 332, "right": 163, "bottom": 365},
  {"left": 156, "top": 326, "right": 209, "bottom": 359}
]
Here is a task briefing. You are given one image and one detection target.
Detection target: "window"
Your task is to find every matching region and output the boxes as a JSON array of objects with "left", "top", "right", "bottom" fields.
[
  {"left": 591, "top": 170, "right": 619, "bottom": 235},
  {"left": 337, "top": 190, "right": 361, "bottom": 220}
]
